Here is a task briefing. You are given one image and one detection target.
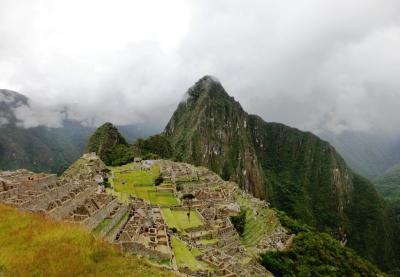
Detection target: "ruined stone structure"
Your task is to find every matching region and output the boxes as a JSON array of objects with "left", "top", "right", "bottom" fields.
[
  {"left": 1, "top": 156, "right": 291, "bottom": 276},
  {"left": 0, "top": 155, "right": 127, "bottom": 233},
  {"left": 114, "top": 196, "right": 172, "bottom": 260}
]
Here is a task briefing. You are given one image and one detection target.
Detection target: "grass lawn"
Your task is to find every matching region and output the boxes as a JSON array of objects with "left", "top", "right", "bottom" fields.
[
  {"left": 111, "top": 164, "right": 178, "bottom": 206},
  {"left": 0, "top": 204, "right": 176, "bottom": 277},
  {"left": 162, "top": 209, "right": 203, "bottom": 231},
  {"left": 171, "top": 236, "right": 211, "bottom": 272}
]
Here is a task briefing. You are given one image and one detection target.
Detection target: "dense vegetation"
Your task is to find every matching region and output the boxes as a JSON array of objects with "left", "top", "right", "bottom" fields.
[
  {"left": 0, "top": 204, "right": 175, "bottom": 277},
  {"left": 230, "top": 208, "right": 246, "bottom": 235},
  {"left": 320, "top": 130, "right": 400, "bottom": 179},
  {"left": 164, "top": 76, "right": 400, "bottom": 271},
  {"left": 86, "top": 123, "right": 174, "bottom": 166},
  {"left": 261, "top": 211, "right": 383, "bottom": 276},
  {"left": 261, "top": 232, "right": 382, "bottom": 276},
  {"left": 85, "top": 122, "right": 135, "bottom": 166},
  {"left": 0, "top": 121, "right": 93, "bottom": 175},
  {"left": 375, "top": 163, "right": 400, "bottom": 203},
  {"left": 346, "top": 174, "right": 400, "bottom": 270},
  {"left": 0, "top": 90, "right": 94, "bottom": 174},
  {"left": 134, "top": 134, "right": 174, "bottom": 159}
]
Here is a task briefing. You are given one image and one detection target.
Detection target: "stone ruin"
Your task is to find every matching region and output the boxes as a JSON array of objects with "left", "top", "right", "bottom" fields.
[
  {"left": 157, "top": 160, "right": 288, "bottom": 276},
  {"left": 0, "top": 156, "right": 127, "bottom": 233},
  {"left": 1, "top": 156, "right": 293, "bottom": 277},
  {"left": 113, "top": 196, "right": 172, "bottom": 260}
]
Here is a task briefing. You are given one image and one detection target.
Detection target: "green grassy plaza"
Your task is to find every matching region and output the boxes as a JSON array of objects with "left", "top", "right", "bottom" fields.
[
  {"left": 171, "top": 236, "right": 212, "bottom": 271},
  {"left": 109, "top": 163, "right": 179, "bottom": 206},
  {"left": 162, "top": 208, "right": 204, "bottom": 231}
]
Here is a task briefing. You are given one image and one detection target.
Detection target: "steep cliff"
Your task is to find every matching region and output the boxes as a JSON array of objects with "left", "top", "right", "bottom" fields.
[{"left": 164, "top": 76, "right": 400, "bottom": 271}]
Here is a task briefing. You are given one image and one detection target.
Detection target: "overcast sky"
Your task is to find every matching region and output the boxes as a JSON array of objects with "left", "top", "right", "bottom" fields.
[{"left": 1, "top": 0, "right": 400, "bottom": 134}]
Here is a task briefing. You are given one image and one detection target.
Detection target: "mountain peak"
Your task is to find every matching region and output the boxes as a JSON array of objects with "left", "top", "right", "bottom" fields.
[
  {"left": 181, "top": 75, "right": 233, "bottom": 106},
  {"left": 199, "top": 75, "right": 221, "bottom": 84},
  {"left": 0, "top": 89, "right": 29, "bottom": 126},
  {"left": 85, "top": 122, "right": 134, "bottom": 166}
]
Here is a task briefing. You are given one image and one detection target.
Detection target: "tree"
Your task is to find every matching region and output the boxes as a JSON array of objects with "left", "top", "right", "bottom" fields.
[
  {"left": 230, "top": 208, "right": 246, "bottom": 235},
  {"left": 182, "top": 193, "right": 195, "bottom": 221}
]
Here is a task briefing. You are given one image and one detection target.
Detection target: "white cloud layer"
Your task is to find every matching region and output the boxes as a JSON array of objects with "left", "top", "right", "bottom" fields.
[{"left": 1, "top": 0, "right": 400, "bottom": 133}]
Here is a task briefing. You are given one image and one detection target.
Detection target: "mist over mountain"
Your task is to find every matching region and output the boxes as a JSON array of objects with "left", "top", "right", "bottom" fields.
[
  {"left": 321, "top": 130, "right": 400, "bottom": 179},
  {"left": 0, "top": 90, "right": 156, "bottom": 174},
  {"left": 165, "top": 76, "right": 400, "bottom": 271}
]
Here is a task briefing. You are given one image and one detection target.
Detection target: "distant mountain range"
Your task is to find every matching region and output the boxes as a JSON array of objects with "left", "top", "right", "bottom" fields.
[
  {"left": 320, "top": 130, "right": 400, "bottom": 179},
  {"left": 374, "top": 163, "right": 400, "bottom": 209},
  {"left": 0, "top": 89, "right": 156, "bottom": 174}
]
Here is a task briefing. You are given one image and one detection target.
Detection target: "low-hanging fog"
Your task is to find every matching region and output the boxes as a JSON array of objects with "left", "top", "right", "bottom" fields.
[{"left": 1, "top": 0, "right": 400, "bottom": 136}]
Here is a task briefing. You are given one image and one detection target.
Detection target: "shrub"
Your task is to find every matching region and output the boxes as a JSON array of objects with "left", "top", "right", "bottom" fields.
[{"left": 230, "top": 208, "right": 246, "bottom": 235}]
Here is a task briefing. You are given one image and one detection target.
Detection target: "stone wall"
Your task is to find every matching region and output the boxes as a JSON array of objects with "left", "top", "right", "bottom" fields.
[
  {"left": 118, "top": 241, "right": 171, "bottom": 260},
  {"left": 49, "top": 185, "right": 97, "bottom": 219},
  {"left": 82, "top": 198, "right": 119, "bottom": 231},
  {"left": 21, "top": 181, "right": 84, "bottom": 211},
  {"left": 98, "top": 204, "right": 128, "bottom": 237},
  {"left": 106, "top": 212, "right": 130, "bottom": 243},
  {"left": 17, "top": 175, "right": 58, "bottom": 193}
]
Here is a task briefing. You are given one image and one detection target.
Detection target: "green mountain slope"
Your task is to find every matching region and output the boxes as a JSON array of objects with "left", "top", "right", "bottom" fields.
[
  {"left": 320, "top": 130, "right": 400, "bottom": 179},
  {"left": 0, "top": 123, "right": 92, "bottom": 174},
  {"left": 375, "top": 163, "right": 400, "bottom": 202},
  {"left": 165, "top": 76, "right": 265, "bottom": 198},
  {"left": 164, "top": 76, "right": 400, "bottom": 271},
  {"left": 85, "top": 122, "right": 135, "bottom": 166},
  {"left": 262, "top": 211, "right": 383, "bottom": 276},
  {"left": 0, "top": 89, "right": 94, "bottom": 174}
]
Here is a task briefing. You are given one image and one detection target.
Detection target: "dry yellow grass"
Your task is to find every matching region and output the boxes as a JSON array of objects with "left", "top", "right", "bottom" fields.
[{"left": 0, "top": 204, "right": 176, "bottom": 277}]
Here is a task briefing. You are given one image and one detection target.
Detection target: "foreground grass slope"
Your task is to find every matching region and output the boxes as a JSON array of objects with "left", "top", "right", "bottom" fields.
[{"left": 0, "top": 204, "right": 175, "bottom": 277}]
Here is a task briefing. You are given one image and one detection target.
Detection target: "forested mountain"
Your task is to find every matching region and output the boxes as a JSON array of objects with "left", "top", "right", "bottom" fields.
[
  {"left": 0, "top": 89, "right": 92, "bottom": 174},
  {"left": 0, "top": 90, "right": 157, "bottom": 174},
  {"left": 320, "top": 130, "right": 400, "bottom": 179},
  {"left": 164, "top": 76, "right": 400, "bottom": 271}
]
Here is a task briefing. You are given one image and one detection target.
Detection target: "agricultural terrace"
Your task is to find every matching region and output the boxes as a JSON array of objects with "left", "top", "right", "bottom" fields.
[
  {"left": 109, "top": 163, "right": 179, "bottom": 206},
  {"left": 236, "top": 193, "right": 279, "bottom": 248}
]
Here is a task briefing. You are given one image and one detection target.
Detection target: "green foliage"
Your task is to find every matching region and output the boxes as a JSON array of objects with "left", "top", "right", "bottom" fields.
[
  {"left": 85, "top": 122, "right": 135, "bottom": 166},
  {"left": 101, "top": 144, "right": 134, "bottom": 166},
  {"left": 155, "top": 175, "right": 164, "bottom": 186},
  {"left": 261, "top": 232, "right": 383, "bottom": 277},
  {"left": 135, "top": 134, "right": 174, "bottom": 159},
  {"left": 374, "top": 163, "right": 400, "bottom": 203},
  {"left": 230, "top": 208, "right": 246, "bottom": 235},
  {"left": 182, "top": 193, "right": 195, "bottom": 200},
  {"left": 275, "top": 210, "right": 313, "bottom": 234},
  {"left": 346, "top": 174, "right": 400, "bottom": 271},
  {"left": 0, "top": 122, "right": 92, "bottom": 175}
]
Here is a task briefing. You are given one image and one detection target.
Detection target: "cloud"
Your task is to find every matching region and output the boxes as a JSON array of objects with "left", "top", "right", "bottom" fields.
[
  {"left": 13, "top": 101, "right": 65, "bottom": 128},
  {"left": 0, "top": 0, "right": 400, "bottom": 134}
]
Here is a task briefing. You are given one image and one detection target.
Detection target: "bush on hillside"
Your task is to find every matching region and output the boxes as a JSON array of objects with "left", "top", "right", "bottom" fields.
[
  {"left": 261, "top": 231, "right": 382, "bottom": 276},
  {"left": 135, "top": 135, "right": 174, "bottom": 159},
  {"left": 230, "top": 208, "right": 246, "bottom": 235}
]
